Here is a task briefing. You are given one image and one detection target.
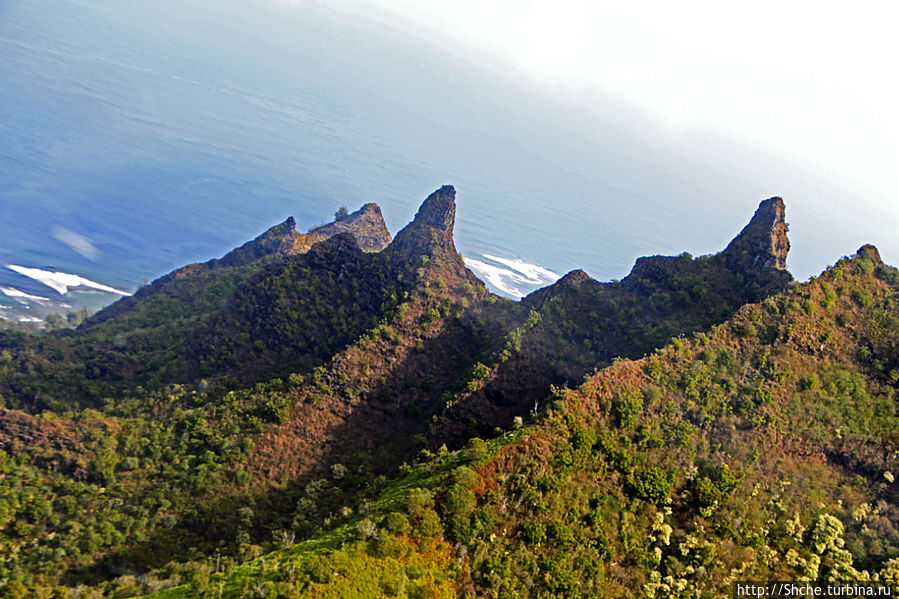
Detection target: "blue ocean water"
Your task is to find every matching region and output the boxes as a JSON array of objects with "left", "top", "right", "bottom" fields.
[{"left": 1, "top": 0, "right": 894, "bottom": 321}]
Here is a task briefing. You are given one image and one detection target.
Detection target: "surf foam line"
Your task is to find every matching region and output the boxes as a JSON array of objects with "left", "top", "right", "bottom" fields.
[
  {"left": 7, "top": 265, "right": 131, "bottom": 296},
  {"left": 464, "top": 257, "right": 528, "bottom": 298},
  {"left": 464, "top": 253, "right": 563, "bottom": 299},
  {"left": 0, "top": 286, "right": 51, "bottom": 302},
  {"left": 481, "top": 254, "right": 561, "bottom": 284}
]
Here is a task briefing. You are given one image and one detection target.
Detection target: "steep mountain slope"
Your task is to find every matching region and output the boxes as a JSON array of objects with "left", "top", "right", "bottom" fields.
[
  {"left": 150, "top": 246, "right": 899, "bottom": 598},
  {"left": 81, "top": 203, "right": 391, "bottom": 334},
  {"left": 175, "top": 186, "right": 484, "bottom": 388},
  {"left": 0, "top": 186, "right": 495, "bottom": 590},
  {"left": 431, "top": 197, "right": 794, "bottom": 445},
  {"left": 203, "top": 193, "right": 796, "bottom": 493},
  {"left": 0, "top": 204, "right": 393, "bottom": 411},
  {"left": 2, "top": 186, "right": 893, "bottom": 599}
]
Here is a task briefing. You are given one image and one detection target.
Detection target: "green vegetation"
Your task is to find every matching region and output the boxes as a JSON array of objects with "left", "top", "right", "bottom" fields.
[
  {"left": 1, "top": 191, "right": 897, "bottom": 598},
  {"left": 142, "top": 249, "right": 899, "bottom": 598}
]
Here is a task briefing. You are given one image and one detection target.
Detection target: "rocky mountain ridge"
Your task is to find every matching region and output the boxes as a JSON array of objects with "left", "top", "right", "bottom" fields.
[
  {"left": 79, "top": 203, "right": 392, "bottom": 332},
  {"left": 0, "top": 186, "right": 896, "bottom": 598}
]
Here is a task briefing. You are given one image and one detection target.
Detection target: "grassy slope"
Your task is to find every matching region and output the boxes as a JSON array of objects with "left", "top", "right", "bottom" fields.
[
  {"left": 0, "top": 190, "right": 492, "bottom": 595},
  {"left": 0, "top": 193, "right": 803, "bottom": 596},
  {"left": 429, "top": 198, "right": 793, "bottom": 447},
  {"left": 3, "top": 190, "right": 897, "bottom": 598},
  {"left": 146, "top": 247, "right": 899, "bottom": 598},
  {"left": 430, "top": 249, "right": 792, "bottom": 447}
]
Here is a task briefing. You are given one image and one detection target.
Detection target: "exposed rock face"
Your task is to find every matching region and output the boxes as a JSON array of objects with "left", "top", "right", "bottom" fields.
[
  {"left": 557, "top": 269, "right": 591, "bottom": 286},
  {"left": 389, "top": 185, "right": 458, "bottom": 259},
  {"left": 207, "top": 202, "right": 391, "bottom": 268},
  {"left": 413, "top": 185, "right": 456, "bottom": 231},
  {"left": 618, "top": 197, "right": 791, "bottom": 294},
  {"left": 723, "top": 197, "right": 790, "bottom": 271},
  {"left": 307, "top": 203, "right": 392, "bottom": 253}
]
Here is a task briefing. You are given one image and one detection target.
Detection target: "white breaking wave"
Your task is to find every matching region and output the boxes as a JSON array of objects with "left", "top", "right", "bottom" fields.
[
  {"left": 17, "top": 315, "right": 44, "bottom": 323},
  {"left": 7, "top": 265, "right": 131, "bottom": 296},
  {"left": 0, "top": 286, "right": 51, "bottom": 302},
  {"left": 464, "top": 258, "right": 527, "bottom": 298},
  {"left": 464, "top": 254, "right": 562, "bottom": 299},
  {"left": 482, "top": 254, "right": 561, "bottom": 284}
]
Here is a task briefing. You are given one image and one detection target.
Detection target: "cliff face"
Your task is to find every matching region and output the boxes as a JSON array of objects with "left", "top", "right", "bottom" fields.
[
  {"left": 388, "top": 185, "right": 458, "bottom": 259},
  {"left": 626, "top": 197, "right": 791, "bottom": 287},
  {"left": 723, "top": 196, "right": 790, "bottom": 271}
]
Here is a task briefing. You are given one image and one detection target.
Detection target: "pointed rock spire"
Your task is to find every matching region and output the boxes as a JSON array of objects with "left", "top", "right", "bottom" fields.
[
  {"left": 411, "top": 185, "right": 456, "bottom": 231},
  {"left": 389, "top": 185, "right": 458, "bottom": 259},
  {"left": 724, "top": 197, "right": 790, "bottom": 272}
]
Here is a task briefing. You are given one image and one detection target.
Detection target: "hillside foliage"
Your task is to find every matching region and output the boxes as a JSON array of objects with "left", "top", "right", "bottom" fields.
[{"left": 0, "top": 190, "right": 896, "bottom": 598}]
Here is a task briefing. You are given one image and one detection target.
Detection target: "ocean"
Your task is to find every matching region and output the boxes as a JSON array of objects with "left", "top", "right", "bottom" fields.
[{"left": 1, "top": 0, "right": 894, "bottom": 324}]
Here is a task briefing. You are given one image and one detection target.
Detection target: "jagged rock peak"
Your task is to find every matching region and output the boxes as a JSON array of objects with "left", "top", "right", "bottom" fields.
[
  {"left": 855, "top": 244, "right": 883, "bottom": 264},
  {"left": 214, "top": 216, "right": 299, "bottom": 268},
  {"left": 251, "top": 215, "right": 296, "bottom": 242},
  {"left": 724, "top": 197, "right": 790, "bottom": 271},
  {"left": 411, "top": 185, "right": 456, "bottom": 232},
  {"left": 256, "top": 216, "right": 297, "bottom": 239},
  {"left": 309, "top": 202, "right": 392, "bottom": 252},
  {"left": 78, "top": 204, "right": 384, "bottom": 331},
  {"left": 310, "top": 203, "right": 382, "bottom": 231},
  {"left": 388, "top": 186, "right": 459, "bottom": 259}
]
